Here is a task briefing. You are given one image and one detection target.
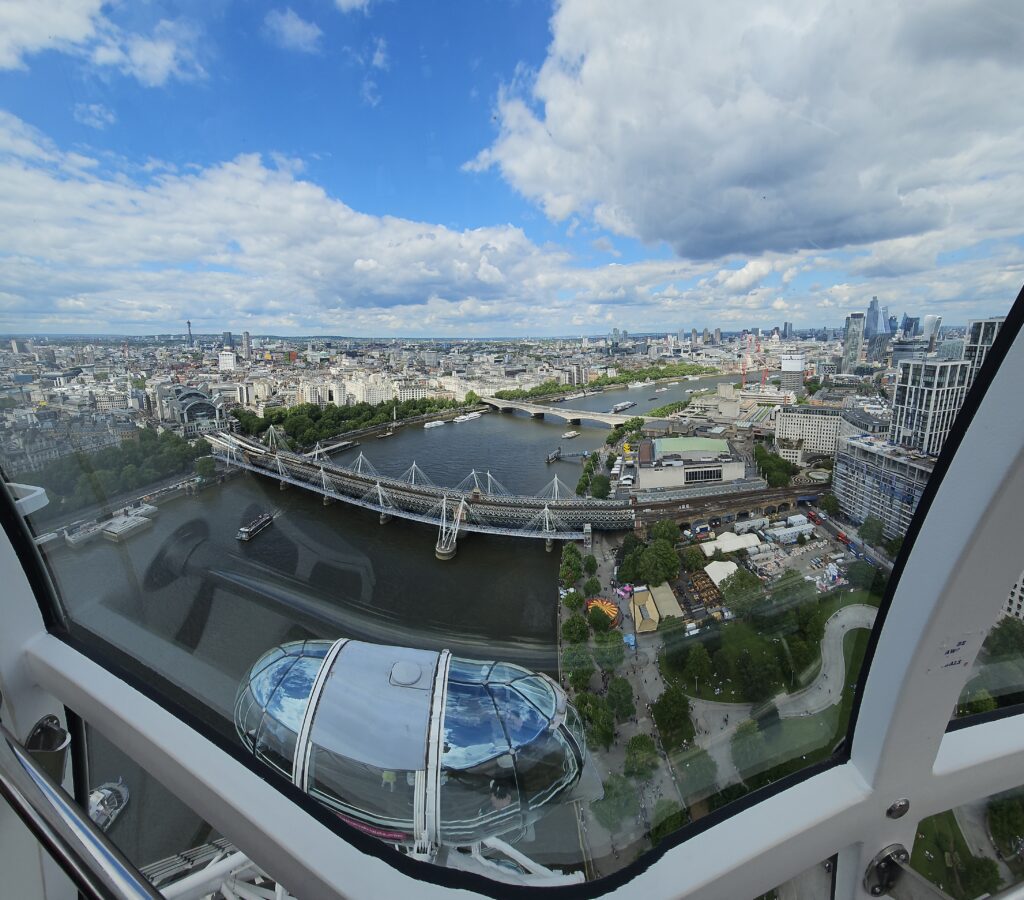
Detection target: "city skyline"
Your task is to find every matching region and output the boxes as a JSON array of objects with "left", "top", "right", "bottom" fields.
[{"left": 1, "top": 1, "right": 1021, "bottom": 336}]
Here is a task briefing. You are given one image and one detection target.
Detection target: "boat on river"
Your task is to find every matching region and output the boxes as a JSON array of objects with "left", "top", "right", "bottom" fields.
[
  {"left": 453, "top": 412, "right": 482, "bottom": 423},
  {"left": 561, "top": 430, "right": 580, "bottom": 439},
  {"left": 237, "top": 512, "right": 273, "bottom": 542},
  {"left": 423, "top": 421, "right": 445, "bottom": 429}
]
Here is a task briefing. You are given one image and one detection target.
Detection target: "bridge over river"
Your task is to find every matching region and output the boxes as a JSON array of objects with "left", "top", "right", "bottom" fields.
[
  {"left": 207, "top": 431, "right": 635, "bottom": 559},
  {"left": 479, "top": 397, "right": 659, "bottom": 427}
]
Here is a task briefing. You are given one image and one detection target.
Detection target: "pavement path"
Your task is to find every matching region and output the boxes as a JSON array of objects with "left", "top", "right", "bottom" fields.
[
  {"left": 688, "top": 603, "right": 877, "bottom": 788},
  {"left": 952, "top": 798, "right": 1015, "bottom": 886}
]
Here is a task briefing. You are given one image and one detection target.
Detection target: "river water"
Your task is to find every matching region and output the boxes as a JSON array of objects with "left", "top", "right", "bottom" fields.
[{"left": 32, "top": 373, "right": 735, "bottom": 872}]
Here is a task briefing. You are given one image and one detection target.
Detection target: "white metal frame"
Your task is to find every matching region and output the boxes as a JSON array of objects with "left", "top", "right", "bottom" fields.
[{"left": 2, "top": 318, "right": 1024, "bottom": 899}]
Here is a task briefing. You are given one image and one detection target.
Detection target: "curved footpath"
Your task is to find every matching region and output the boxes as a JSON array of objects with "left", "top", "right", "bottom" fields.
[{"left": 686, "top": 603, "right": 878, "bottom": 787}]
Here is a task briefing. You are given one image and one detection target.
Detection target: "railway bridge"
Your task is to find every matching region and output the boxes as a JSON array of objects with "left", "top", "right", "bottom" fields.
[
  {"left": 478, "top": 397, "right": 655, "bottom": 428},
  {"left": 206, "top": 431, "right": 635, "bottom": 560}
]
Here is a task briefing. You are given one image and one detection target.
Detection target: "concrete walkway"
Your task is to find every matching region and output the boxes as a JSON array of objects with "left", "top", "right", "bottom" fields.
[{"left": 953, "top": 798, "right": 1015, "bottom": 886}]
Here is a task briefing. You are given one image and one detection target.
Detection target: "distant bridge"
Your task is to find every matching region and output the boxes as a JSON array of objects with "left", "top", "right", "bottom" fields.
[
  {"left": 207, "top": 430, "right": 635, "bottom": 560},
  {"left": 479, "top": 397, "right": 658, "bottom": 427}
]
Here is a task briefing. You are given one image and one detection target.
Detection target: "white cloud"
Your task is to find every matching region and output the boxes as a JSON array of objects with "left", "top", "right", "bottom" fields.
[
  {"left": 90, "top": 19, "right": 205, "bottom": 87},
  {"left": 371, "top": 36, "right": 388, "bottom": 70},
  {"left": 361, "top": 77, "right": 380, "bottom": 107},
  {"left": 0, "top": 112, "right": 1015, "bottom": 336},
  {"left": 334, "top": 0, "right": 373, "bottom": 12},
  {"left": 73, "top": 102, "right": 115, "bottom": 130},
  {"left": 264, "top": 8, "right": 323, "bottom": 54},
  {"left": 471, "top": 0, "right": 1024, "bottom": 264},
  {"left": 591, "top": 236, "right": 620, "bottom": 257},
  {"left": 0, "top": 0, "right": 103, "bottom": 70}
]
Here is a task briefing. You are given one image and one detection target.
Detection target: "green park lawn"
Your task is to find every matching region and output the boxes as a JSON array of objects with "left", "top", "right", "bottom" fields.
[{"left": 910, "top": 810, "right": 977, "bottom": 900}]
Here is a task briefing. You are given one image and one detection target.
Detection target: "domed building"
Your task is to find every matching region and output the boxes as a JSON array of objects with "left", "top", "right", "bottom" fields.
[{"left": 234, "top": 639, "right": 589, "bottom": 854}]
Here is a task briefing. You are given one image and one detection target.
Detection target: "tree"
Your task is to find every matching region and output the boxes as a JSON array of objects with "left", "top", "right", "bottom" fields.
[
  {"left": 195, "top": 457, "right": 217, "bottom": 479},
  {"left": 640, "top": 538, "right": 680, "bottom": 586},
  {"left": 683, "top": 644, "right": 713, "bottom": 692},
  {"left": 562, "top": 542, "right": 582, "bottom": 562},
  {"left": 650, "top": 519, "right": 681, "bottom": 544},
  {"left": 607, "top": 677, "right": 635, "bottom": 721},
  {"left": 819, "top": 494, "right": 840, "bottom": 516},
  {"left": 584, "top": 554, "right": 598, "bottom": 576},
  {"left": 562, "top": 590, "right": 584, "bottom": 611},
  {"left": 563, "top": 647, "right": 595, "bottom": 693},
  {"left": 591, "top": 774, "right": 638, "bottom": 831},
  {"left": 884, "top": 534, "right": 904, "bottom": 558},
  {"left": 719, "top": 568, "right": 764, "bottom": 617},
  {"left": 575, "top": 693, "right": 614, "bottom": 750},
  {"left": 957, "top": 688, "right": 998, "bottom": 717},
  {"left": 593, "top": 629, "right": 625, "bottom": 671},
  {"left": 588, "top": 604, "right": 612, "bottom": 635},
  {"left": 624, "top": 734, "right": 659, "bottom": 779},
  {"left": 463, "top": 390, "right": 479, "bottom": 405},
  {"left": 652, "top": 684, "right": 693, "bottom": 748},
  {"left": 590, "top": 473, "right": 611, "bottom": 499},
  {"left": 796, "top": 533, "right": 807, "bottom": 546},
  {"left": 650, "top": 799, "right": 687, "bottom": 846},
  {"left": 606, "top": 452, "right": 617, "bottom": 469},
  {"left": 859, "top": 516, "right": 885, "bottom": 546},
  {"left": 960, "top": 857, "right": 1001, "bottom": 898},
  {"left": 583, "top": 576, "right": 602, "bottom": 598},
  {"left": 617, "top": 547, "right": 645, "bottom": 585},
  {"left": 731, "top": 720, "right": 766, "bottom": 774},
  {"left": 575, "top": 473, "right": 590, "bottom": 496},
  {"left": 681, "top": 545, "right": 706, "bottom": 573},
  {"left": 561, "top": 615, "right": 589, "bottom": 644},
  {"left": 985, "top": 617, "right": 1024, "bottom": 658},
  {"left": 846, "top": 560, "right": 877, "bottom": 590}
]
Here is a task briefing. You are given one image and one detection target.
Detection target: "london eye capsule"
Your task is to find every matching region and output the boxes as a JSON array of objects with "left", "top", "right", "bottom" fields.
[{"left": 234, "top": 639, "right": 589, "bottom": 854}]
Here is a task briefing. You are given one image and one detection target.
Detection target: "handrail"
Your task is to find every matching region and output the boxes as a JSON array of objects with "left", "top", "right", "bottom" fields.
[{"left": 0, "top": 719, "right": 164, "bottom": 900}]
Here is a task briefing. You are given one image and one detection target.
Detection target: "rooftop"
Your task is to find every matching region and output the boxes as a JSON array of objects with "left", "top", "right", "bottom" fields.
[{"left": 653, "top": 437, "right": 730, "bottom": 456}]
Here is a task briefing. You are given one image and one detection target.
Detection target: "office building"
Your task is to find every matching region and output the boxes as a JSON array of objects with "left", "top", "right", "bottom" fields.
[
  {"left": 241, "top": 331, "right": 252, "bottom": 361},
  {"left": 900, "top": 314, "right": 920, "bottom": 337},
  {"left": 1002, "top": 571, "right": 1024, "bottom": 621},
  {"left": 774, "top": 405, "right": 841, "bottom": 465},
  {"left": 713, "top": 327, "right": 721, "bottom": 345},
  {"left": 222, "top": 331, "right": 234, "bottom": 349},
  {"left": 779, "top": 352, "right": 805, "bottom": 393},
  {"left": 219, "top": 350, "right": 237, "bottom": 372},
  {"left": 921, "top": 315, "right": 942, "bottom": 351},
  {"left": 889, "top": 358, "right": 969, "bottom": 456},
  {"left": 841, "top": 313, "right": 865, "bottom": 374},
  {"left": 964, "top": 317, "right": 1005, "bottom": 388}
]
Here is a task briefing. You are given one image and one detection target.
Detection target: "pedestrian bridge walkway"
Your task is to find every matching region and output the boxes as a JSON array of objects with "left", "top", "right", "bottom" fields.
[{"left": 479, "top": 397, "right": 655, "bottom": 427}]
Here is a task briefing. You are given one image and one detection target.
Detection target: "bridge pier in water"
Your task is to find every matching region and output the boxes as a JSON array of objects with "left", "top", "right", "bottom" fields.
[
  {"left": 435, "top": 539, "right": 456, "bottom": 561},
  {"left": 545, "top": 537, "right": 554, "bottom": 552},
  {"left": 380, "top": 511, "right": 392, "bottom": 524}
]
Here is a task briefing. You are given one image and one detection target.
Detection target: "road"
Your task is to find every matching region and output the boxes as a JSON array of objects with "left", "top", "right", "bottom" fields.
[{"left": 688, "top": 604, "right": 877, "bottom": 788}]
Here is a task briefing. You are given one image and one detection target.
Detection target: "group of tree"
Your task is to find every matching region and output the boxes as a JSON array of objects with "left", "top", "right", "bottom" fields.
[
  {"left": 495, "top": 363, "right": 716, "bottom": 402},
  {"left": 606, "top": 676, "right": 636, "bottom": 721},
  {"left": 605, "top": 416, "right": 647, "bottom": 447},
  {"left": 754, "top": 445, "right": 800, "bottom": 488},
  {"left": 819, "top": 494, "right": 840, "bottom": 516},
  {"left": 24, "top": 429, "right": 212, "bottom": 518},
  {"left": 231, "top": 396, "right": 465, "bottom": 449},
  {"left": 577, "top": 451, "right": 611, "bottom": 497},
  {"left": 575, "top": 691, "right": 614, "bottom": 750},
  {"left": 718, "top": 568, "right": 766, "bottom": 617},
  {"left": 559, "top": 542, "right": 583, "bottom": 588},
  {"left": 846, "top": 560, "right": 889, "bottom": 598},
  {"left": 617, "top": 537, "right": 680, "bottom": 587},
  {"left": 652, "top": 684, "right": 694, "bottom": 749},
  {"left": 680, "top": 544, "right": 706, "bottom": 573},
  {"left": 731, "top": 720, "right": 767, "bottom": 774},
  {"left": 649, "top": 519, "right": 681, "bottom": 544},
  {"left": 562, "top": 644, "right": 595, "bottom": 693},
  {"left": 647, "top": 398, "right": 690, "bottom": 417},
  {"left": 650, "top": 799, "right": 688, "bottom": 846},
  {"left": 956, "top": 687, "right": 997, "bottom": 718}
]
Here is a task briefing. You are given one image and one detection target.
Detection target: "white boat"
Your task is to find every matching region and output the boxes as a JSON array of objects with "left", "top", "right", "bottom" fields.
[
  {"left": 668, "top": 381, "right": 680, "bottom": 386},
  {"left": 561, "top": 430, "right": 580, "bottom": 439},
  {"left": 453, "top": 412, "right": 482, "bottom": 423},
  {"left": 612, "top": 401, "right": 636, "bottom": 412},
  {"left": 423, "top": 421, "right": 445, "bottom": 429},
  {"left": 237, "top": 512, "right": 273, "bottom": 542},
  {"left": 655, "top": 388, "right": 669, "bottom": 393}
]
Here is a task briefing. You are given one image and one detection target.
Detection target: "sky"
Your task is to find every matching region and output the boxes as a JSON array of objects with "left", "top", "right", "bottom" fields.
[{"left": 0, "top": 0, "right": 1022, "bottom": 337}]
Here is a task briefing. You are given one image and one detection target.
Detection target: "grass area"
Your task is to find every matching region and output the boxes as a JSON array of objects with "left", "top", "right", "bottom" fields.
[
  {"left": 819, "top": 588, "right": 881, "bottom": 620},
  {"left": 737, "top": 628, "right": 870, "bottom": 789},
  {"left": 910, "top": 810, "right": 976, "bottom": 900}
]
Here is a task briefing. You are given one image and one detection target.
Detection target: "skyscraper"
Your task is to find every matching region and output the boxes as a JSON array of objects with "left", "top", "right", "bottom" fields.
[
  {"left": 713, "top": 327, "right": 721, "bottom": 345},
  {"left": 964, "top": 317, "right": 1005, "bottom": 387},
  {"left": 186, "top": 320, "right": 193, "bottom": 348},
  {"left": 864, "top": 297, "right": 881, "bottom": 339},
  {"left": 900, "top": 314, "right": 920, "bottom": 337},
  {"left": 242, "top": 331, "right": 252, "bottom": 361},
  {"left": 921, "top": 315, "right": 942, "bottom": 351},
  {"left": 889, "top": 358, "right": 970, "bottom": 456},
  {"left": 779, "top": 353, "right": 805, "bottom": 393},
  {"left": 223, "top": 331, "right": 234, "bottom": 349},
  {"left": 841, "top": 313, "right": 865, "bottom": 373}
]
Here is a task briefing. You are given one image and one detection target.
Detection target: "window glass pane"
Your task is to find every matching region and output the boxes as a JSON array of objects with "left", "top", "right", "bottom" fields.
[
  {"left": 751, "top": 856, "right": 836, "bottom": 900},
  {"left": 2, "top": 0, "right": 1019, "bottom": 884},
  {"left": 956, "top": 574, "right": 1024, "bottom": 718},
  {"left": 910, "top": 787, "right": 1024, "bottom": 900}
]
